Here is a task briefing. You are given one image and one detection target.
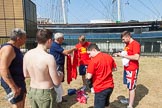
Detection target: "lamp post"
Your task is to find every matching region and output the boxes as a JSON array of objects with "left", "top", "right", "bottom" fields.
[
  {"left": 157, "top": 41, "right": 162, "bottom": 52},
  {"left": 107, "top": 40, "right": 110, "bottom": 53}
]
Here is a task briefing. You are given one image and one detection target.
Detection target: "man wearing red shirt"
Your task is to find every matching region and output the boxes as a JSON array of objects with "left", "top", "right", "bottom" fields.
[
  {"left": 86, "top": 43, "right": 117, "bottom": 108},
  {"left": 75, "top": 35, "right": 91, "bottom": 88},
  {"left": 115, "top": 31, "right": 140, "bottom": 108}
]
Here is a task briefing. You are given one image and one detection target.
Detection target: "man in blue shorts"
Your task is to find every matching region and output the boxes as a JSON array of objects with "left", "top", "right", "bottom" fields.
[
  {"left": 0, "top": 28, "right": 27, "bottom": 108},
  {"left": 75, "top": 35, "right": 91, "bottom": 89}
]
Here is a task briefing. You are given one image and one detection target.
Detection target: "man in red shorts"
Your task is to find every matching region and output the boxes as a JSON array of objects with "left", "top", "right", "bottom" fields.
[{"left": 114, "top": 31, "right": 141, "bottom": 108}]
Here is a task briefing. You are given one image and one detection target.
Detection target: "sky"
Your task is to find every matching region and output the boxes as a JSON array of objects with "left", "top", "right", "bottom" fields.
[{"left": 32, "top": 0, "right": 162, "bottom": 24}]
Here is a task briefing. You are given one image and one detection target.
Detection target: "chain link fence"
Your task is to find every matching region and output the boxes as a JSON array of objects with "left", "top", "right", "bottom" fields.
[{"left": 1, "top": 32, "right": 162, "bottom": 56}]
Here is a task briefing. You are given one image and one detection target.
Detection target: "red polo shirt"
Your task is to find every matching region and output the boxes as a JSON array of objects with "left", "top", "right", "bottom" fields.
[{"left": 87, "top": 52, "right": 116, "bottom": 93}]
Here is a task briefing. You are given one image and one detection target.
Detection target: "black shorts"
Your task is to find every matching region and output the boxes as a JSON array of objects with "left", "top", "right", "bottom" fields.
[
  {"left": 79, "top": 65, "right": 87, "bottom": 75},
  {"left": 1, "top": 78, "right": 26, "bottom": 104}
]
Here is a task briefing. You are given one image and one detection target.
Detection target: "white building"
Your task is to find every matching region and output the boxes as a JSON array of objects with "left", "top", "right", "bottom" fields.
[{"left": 90, "top": 19, "right": 114, "bottom": 23}]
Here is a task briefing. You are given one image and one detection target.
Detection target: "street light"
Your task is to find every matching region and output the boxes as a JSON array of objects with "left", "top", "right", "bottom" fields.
[
  {"left": 157, "top": 41, "right": 162, "bottom": 52},
  {"left": 107, "top": 40, "right": 110, "bottom": 53}
]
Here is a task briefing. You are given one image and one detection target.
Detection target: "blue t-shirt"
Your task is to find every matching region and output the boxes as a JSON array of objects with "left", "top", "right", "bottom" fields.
[{"left": 50, "top": 42, "right": 65, "bottom": 65}]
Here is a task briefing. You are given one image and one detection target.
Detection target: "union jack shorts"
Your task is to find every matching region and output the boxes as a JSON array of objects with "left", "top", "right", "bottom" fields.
[{"left": 123, "top": 69, "right": 139, "bottom": 90}]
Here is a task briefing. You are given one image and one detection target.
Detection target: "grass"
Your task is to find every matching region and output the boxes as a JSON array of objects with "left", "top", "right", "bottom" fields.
[{"left": 0, "top": 57, "right": 162, "bottom": 108}]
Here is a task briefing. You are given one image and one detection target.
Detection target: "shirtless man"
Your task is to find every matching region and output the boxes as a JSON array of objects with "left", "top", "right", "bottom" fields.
[{"left": 23, "top": 29, "right": 63, "bottom": 108}]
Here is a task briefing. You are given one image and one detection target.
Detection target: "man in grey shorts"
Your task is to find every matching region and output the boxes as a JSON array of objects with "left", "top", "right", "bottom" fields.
[{"left": 23, "top": 29, "right": 63, "bottom": 108}]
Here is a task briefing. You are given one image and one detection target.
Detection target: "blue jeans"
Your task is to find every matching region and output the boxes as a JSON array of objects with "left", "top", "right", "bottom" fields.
[{"left": 94, "top": 88, "right": 113, "bottom": 108}]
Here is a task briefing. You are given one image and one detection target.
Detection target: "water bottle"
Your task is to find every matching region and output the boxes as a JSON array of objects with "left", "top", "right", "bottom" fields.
[{"left": 5, "top": 92, "right": 14, "bottom": 101}]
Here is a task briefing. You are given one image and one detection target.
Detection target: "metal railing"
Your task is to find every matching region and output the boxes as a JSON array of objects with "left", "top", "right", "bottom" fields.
[{"left": 1, "top": 37, "right": 162, "bottom": 56}]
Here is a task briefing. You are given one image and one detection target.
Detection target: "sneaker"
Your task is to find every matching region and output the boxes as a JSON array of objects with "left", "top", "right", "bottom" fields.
[
  {"left": 120, "top": 98, "right": 129, "bottom": 104},
  {"left": 127, "top": 106, "right": 133, "bottom": 108}
]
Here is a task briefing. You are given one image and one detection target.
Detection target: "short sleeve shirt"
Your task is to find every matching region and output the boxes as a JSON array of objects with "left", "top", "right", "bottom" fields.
[
  {"left": 124, "top": 40, "right": 141, "bottom": 71},
  {"left": 87, "top": 52, "right": 116, "bottom": 93},
  {"left": 50, "top": 42, "right": 65, "bottom": 65},
  {"left": 75, "top": 42, "right": 91, "bottom": 65}
]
